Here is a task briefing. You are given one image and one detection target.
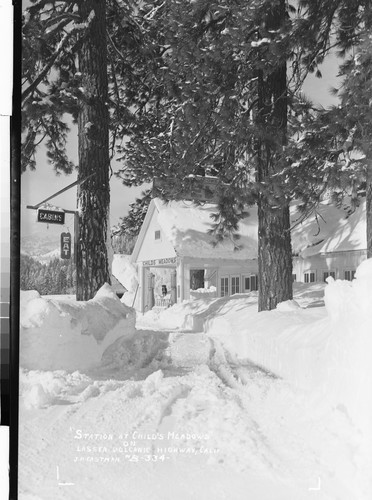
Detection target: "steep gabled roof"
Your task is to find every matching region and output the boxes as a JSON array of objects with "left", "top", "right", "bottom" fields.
[
  {"left": 131, "top": 197, "right": 366, "bottom": 262},
  {"left": 131, "top": 199, "right": 158, "bottom": 263}
]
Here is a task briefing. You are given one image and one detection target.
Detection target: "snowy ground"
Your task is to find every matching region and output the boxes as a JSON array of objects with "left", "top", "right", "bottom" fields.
[{"left": 18, "top": 262, "right": 372, "bottom": 500}]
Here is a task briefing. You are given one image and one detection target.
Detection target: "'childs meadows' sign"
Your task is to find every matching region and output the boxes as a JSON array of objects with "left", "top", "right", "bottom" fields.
[{"left": 142, "top": 257, "right": 177, "bottom": 266}]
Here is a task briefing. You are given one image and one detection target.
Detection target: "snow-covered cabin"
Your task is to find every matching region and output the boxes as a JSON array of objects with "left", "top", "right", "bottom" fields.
[
  {"left": 132, "top": 198, "right": 259, "bottom": 312},
  {"left": 132, "top": 198, "right": 367, "bottom": 312},
  {"left": 291, "top": 199, "right": 367, "bottom": 284}
]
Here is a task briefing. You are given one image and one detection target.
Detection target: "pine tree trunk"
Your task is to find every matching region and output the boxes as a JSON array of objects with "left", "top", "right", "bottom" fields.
[
  {"left": 76, "top": 0, "right": 111, "bottom": 301},
  {"left": 257, "top": 200, "right": 293, "bottom": 310},
  {"left": 256, "top": 0, "right": 293, "bottom": 311},
  {"left": 365, "top": 6, "right": 372, "bottom": 259},
  {"left": 367, "top": 159, "right": 372, "bottom": 259}
]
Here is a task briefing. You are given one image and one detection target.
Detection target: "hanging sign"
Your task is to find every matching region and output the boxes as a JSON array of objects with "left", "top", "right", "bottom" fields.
[
  {"left": 37, "top": 208, "right": 65, "bottom": 225},
  {"left": 60, "top": 232, "right": 71, "bottom": 259}
]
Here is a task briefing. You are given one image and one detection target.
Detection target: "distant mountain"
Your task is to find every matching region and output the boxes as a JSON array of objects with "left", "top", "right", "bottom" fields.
[
  {"left": 21, "top": 232, "right": 61, "bottom": 257},
  {"left": 34, "top": 248, "right": 62, "bottom": 264}
]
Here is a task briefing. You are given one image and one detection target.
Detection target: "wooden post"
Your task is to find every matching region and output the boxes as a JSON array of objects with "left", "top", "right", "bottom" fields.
[
  {"left": 138, "top": 263, "right": 145, "bottom": 313},
  {"left": 74, "top": 211, "right": 79, "bottom": 300},
  {"left": 170, "top": 269, "right": 177, "bottom": 304},
  {"left": 177, "top": 259, "right": 185, "bottom": 302}
]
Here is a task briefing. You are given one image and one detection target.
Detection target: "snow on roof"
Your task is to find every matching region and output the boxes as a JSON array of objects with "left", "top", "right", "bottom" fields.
[
  {"left": 290, "top": 199, "right": 366, "bottom": 257},
  {"left": 153, "top": 198, "right": 258, "bottom": 260},
  {"left": 150, "top": 197, "right": 366, "bottom": 260}
]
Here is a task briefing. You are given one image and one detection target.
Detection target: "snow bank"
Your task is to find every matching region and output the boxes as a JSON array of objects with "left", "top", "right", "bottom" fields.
[
  {"left": 17, "top": 274, "right": 372, "bottom": 499},
  {"left": 141, "top": 267, "right": 372, "bottom": 438},
  {"left": 111, "top": 254, "right": 138, "bottom": 307},
  {"left": 323, "top": 259, "right": 372, "bottom": 435},
  {"left": 138, "top": 283, "right": 323, "bottom": 332},
  {"left": 190, "top": 286, "right": 217, "bottom": 300},
  {"left": 203, "top": 297, "right": 330, "bottom": 391},
  {"left": 20, "top": 284, "right": 136, "bottom": 372},
  {"left": 138, "top": 295, "right": 221, "bottom": 331},
  {"left": 200, "top": 260, "right": 372, "bottom": 436},
  {"left": 20, "top": 369, "right": 92, "bottom": 409}
]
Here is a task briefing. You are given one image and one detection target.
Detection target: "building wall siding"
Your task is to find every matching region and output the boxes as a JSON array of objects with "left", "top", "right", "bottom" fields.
[
  {"left": 136, "top": 213, "right": 177, "bottom": 262},
  {"left": 293, "top": 250, "right": 367, "bottom": 282}
]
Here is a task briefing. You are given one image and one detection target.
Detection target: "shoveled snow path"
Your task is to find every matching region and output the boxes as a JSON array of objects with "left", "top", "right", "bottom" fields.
[{"left": 19, "top": 328, "right": 362, "bottom": 500}]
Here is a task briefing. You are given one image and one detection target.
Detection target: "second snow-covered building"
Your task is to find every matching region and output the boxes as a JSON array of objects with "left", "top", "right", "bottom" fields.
[{"left": 131, "top": 197, "right": 367, "bottom": 312}]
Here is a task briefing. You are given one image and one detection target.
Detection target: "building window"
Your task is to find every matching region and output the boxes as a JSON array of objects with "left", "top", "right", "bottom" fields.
[
  {"left": 244, "top": 277, "right": 250, "bottom": 291},
  {"left": 242, "top": 274, "right": 258, "bottom": 292},
  {"left": 154, "top": 230, "right": 161, "bottom": 240},
  {"left": 304, "top": 271, "right": 315, "bottom": 283},
  {"left": 292, "top": 274, "right": 297, "bottom": 282},
  {"left": 220, "top": 277, "right": 229, "bottom": 297},
  {"left": 344, "top": 270, "right": 356, "bottom": 281},
  {"left": 323, "top": 271, "right": 336, "bottom": 282},
  {"left": 231, "top": 276, "right": 240, "bottom": 295},
  {"left": 250, "top": 275, "right": 258, "bottom": 291}
]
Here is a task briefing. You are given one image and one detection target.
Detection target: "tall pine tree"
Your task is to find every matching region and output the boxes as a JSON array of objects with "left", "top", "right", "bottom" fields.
[
  {"left": 22, "top": 0, "right": 139, "bottom": 299},
  {"left": 75, "top": 0, "right": 111, "bottom": 300},
  {"left": 116, "top": 0, "right": 297, "bottom": 310},
  {"left": 255, "top": 0, "right": 292, "bottom": 311}
]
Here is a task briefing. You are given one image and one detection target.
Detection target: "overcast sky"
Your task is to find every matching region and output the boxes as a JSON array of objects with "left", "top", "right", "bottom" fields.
[{"left": 21, "top": 53, "right": 341, "bottom": 238}]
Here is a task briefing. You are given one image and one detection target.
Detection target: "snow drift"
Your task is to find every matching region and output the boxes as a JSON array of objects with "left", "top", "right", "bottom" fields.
[
  {"left": 111, "top": 253, "right": 139, "bottom": 308},
  {"left": 323, "top": 259, "right": 372, "bottom": 437},
  {"left": 20, "top": 284, "right": 136, "bottom": 372},
  {"left": 18, "top": 261, "right": 372, "bottom": 499},
  {"left": 153, "top": 260, "right": 372, "bottom": 438}
]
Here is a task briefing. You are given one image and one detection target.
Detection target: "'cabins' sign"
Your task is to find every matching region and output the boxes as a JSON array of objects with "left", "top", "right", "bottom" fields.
[{"left": 37, "top": 209, "right": 65, "bottom": 225}]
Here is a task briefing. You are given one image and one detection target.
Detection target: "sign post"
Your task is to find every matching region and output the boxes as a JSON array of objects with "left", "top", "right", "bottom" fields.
[{"left": 26, "top": 174, "right": 94, "bottom": 299}]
